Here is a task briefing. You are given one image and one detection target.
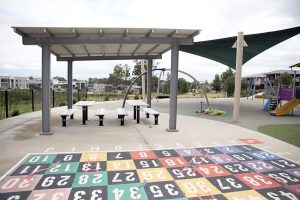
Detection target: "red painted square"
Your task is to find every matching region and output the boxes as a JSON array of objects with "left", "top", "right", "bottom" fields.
[
  {"left": 235, "top": 173, "right": 281, "bottom": 190},
  {"left": 0, "top": 175, "right": 43, "bottom": 193},
  {"left": 130, "top": 150, "right": 157, "bottom": 160},
  {"left": 286, "top": 184, "right": 300, "bottom": 195},
  {"left": 194, "top": 164, "right": 231, "bottom": 177},
  {"left": 159, "top": 157, "right": 189, "bottom": 168},
  {"left": 239, "top": 138, "right": 263, "bottom": 144}
]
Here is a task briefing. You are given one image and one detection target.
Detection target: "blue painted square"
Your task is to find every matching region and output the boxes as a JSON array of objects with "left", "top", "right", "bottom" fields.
[
  {"left": 246, "top": 151, "right": 280, "bottom": 160},
  {"left": 216, "top": 146, "right": 243, "bottom": 154}
]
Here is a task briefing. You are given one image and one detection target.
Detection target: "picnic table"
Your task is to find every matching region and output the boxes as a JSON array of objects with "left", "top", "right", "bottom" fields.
[
  {"left": 74, "top": 101, "right": 95, "bottom": 125},
  {"left": 126, "top": 100, "right": 149, "bottom": 123}
]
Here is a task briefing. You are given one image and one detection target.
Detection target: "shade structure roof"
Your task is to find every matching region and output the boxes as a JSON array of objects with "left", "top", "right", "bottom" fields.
[
  {"left": 13, "top": 27, "right": 200, "bottom": 61},
  {"left": 180, "top": 26, "right": 300, "bottom": 69},
  {"left": 290, "top": 63, "right": 300, "bottom": 68}
]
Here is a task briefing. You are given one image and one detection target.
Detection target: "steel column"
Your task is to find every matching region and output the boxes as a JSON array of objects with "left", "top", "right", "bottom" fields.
[
  {"left": 147, "top": 59, "right": 153, "bottom": 108},
  {"left": 41, "top": 45, "right": 52, "bottom": 135},
  {"left": 168, "top": 40, "right": 179, "bottom": 132},
  {"left": 67, "top": 61, "right": 73, "bottom": 109}
]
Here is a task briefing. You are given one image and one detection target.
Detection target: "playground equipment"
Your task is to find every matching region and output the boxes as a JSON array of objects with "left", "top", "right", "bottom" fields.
[
  {"left": 263, "top": 77, "right": 280, "bottom": 111},
  {"left": 122, "top": 68, "right": 210, "bottom": 109},
  {"left": 270, "top": 87, "right": 300, "bottom": 116},
  {"left": 247, "top": 77, "right": 257, "bottom": 100},
  {"left": 204, "top": 108, "right": 227, "bottom": 116},
  {"left": 270, "top": 65, "right": 300, "bottom": 116}
]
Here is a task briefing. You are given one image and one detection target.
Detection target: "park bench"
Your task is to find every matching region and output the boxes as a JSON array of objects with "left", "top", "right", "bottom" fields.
[
  {"left": 95, "top": 108, "right": 105, "bottom": 126},
  {"left": 60, "top": 108, "right": 77, "bottom": 127},
  {"left": 143, "top": 108, "right": 160, "bottom": 125},
  {"left": 116, "top": 108, "right": 128, "bottom": 126}
]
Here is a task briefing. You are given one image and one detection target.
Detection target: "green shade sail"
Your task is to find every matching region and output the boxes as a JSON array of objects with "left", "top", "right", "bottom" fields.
[{"left": 180, "top": 26, "right": 300, "bottom": 69}]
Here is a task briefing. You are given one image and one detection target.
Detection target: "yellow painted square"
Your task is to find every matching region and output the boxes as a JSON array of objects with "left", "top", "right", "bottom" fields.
[
  {"left": 137, "top": 168, "right": 173, "bottom": 182},
  {"left": 80, "top": 152, "right": 107, "bottom": 162},
  {"left": 224, "top": 190, "right": 267, "bottom": 200},
  {"left": 176, "top": 178, "right": 221, "bottom": 198},
  {"left": 107, "top": 160, "right": 136, "bottom": 171}
]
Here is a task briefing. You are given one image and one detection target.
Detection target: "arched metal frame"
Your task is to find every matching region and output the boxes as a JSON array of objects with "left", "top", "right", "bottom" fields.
[{"left": 122, "top": 68, "right": 210, "bottom": 108}]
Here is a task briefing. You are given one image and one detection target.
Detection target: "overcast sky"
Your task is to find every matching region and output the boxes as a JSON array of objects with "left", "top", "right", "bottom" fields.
[{"left": 0, "top": 0, "right": 299, "bottom": 82}]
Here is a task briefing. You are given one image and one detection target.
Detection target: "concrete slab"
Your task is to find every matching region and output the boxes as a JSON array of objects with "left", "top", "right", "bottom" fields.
[{"left": 0, "top": 100, "right": 299, "bottom": 178}]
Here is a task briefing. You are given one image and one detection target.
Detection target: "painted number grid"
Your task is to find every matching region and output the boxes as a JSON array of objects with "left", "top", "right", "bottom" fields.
[{"left": 0, "top": 145, "right": 299, "bottom": 199}]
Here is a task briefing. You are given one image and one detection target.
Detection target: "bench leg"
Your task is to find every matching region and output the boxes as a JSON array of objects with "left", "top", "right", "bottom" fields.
[
  {"left": 146, "top": 113, "right": 150, "bottom": 118},
  {"left": 61, "top": 116, "right": 67, "bottom": 127},
  {"left": 70, "top": 114, "right": 74, "bottom": 119},
  {"left": 154, "top": 114, "right": 159, "bottom": 125},
  {"left": 99, "top": 115, "right": 104, "bottom": 126},
  {"left": 120, "top": 115, "right": 125, "bottom": 126}
]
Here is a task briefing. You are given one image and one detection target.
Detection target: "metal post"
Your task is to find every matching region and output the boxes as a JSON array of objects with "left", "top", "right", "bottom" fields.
[
  {"left": 52, "top": 89, "right": 55, "bottom": 108},
  {"left": 86, "top": 88, "right": 88, "bottom": 100},
  {"left": 41, "top": 45, "right": 52, "bottom": 135},
  {"left": 233, "top": 32, "right": 245, "bottom": 123},
  {"left": 31, "top": 89, "right": 34, "bottom": 111},
  {"left": 78, "top": 89, "right": 80, "bottom": 101},
  {"left": 168, "top": 40, "right": 179, "bottom": 132},
  {"left": 147, "top": 59, "right": 153, "bottom": 108},
  {"left": 141, "top": 60, "right": 146, "bottom": 100},
  {"left": 137, "top": 106, "right": 140, "bottom": 123},
  {"left": 5, "top": 90, "right": 8, "bottom": 118},
  {"left": 67, "top": 61, "right": 73, "bottom": 109}
]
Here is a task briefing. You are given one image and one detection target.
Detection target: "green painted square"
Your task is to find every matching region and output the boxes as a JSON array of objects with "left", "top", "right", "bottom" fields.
[
  {"left": 108, "top": 183, "right": 147, "bottom": 200},
  {"left": 72, "top": 172, "right": 108, "bottom": 188},
  {"left": 45, "top": 162, "right": 79, "bottom": 174},
  {"left": 24, "top": 154, "right": 56, "bottom": 164}
]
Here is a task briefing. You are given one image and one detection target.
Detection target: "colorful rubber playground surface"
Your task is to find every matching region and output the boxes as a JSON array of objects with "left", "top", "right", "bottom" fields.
[{"left": 1, "top": 145, "right": 299, "bottom": 199}]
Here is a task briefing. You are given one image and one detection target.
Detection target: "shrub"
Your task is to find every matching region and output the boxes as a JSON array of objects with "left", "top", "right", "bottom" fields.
[
  {"left": 104, "top": 96, "right": 109, "bottom": 101},
  {"left": 12, "top": 109, "right": 20, "bottom": 117},
  {"left": 134, "top": 94, "right": 139, "bottom": 100},
  {"left": 60, "top": 101, "right": 66, "bottom": 106},
  {"left": 73, "top": 99, "right": 77, "bottom": 104}
]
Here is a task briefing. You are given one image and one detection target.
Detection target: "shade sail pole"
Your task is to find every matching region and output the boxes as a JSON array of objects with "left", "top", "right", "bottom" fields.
[{"left": 233, "top": 32, "right": 244, "bottom": 123}]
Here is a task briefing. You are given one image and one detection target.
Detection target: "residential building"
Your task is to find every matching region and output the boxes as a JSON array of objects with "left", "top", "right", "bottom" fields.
[
  {"left": 28, "top": 78, "right": 42, "bottom": 89},
  {"left": 0, "top": 76, "right": 28, "bottom": 90},
  {"left": 243, "top": 69, "right": 300, "bottom": 90},
  {"left": 265, "top": 70, "right": 300, "bottom": 86}
]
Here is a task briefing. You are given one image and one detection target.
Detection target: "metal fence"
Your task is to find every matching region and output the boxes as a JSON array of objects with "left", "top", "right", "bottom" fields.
[{"left": 0, "top": 89, "right": 129, "bottom": 120}]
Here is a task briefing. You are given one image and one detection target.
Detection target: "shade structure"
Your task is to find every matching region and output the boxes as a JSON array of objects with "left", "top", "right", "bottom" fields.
[
  {"left": 13, "top": 27, "right": 200, "bottom": 134},
  {"left": 13, "top": 27, "right": 199, "bottom": 61},
  {"left": 180, "top": 26, "right": 300, "bottom": 69},
  {"left": 290, "top": 63, "right": 300, "bottom": 68}
]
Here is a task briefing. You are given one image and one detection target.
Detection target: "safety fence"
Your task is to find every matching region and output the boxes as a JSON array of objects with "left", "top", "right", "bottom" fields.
[{"left": 0, "top": 89, "right": 125, "bottom": 119}]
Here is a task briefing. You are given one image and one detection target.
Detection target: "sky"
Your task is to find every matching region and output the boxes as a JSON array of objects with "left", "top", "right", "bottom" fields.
[{"left": 0, "top": 0, "right": 299, "bottom": 82}]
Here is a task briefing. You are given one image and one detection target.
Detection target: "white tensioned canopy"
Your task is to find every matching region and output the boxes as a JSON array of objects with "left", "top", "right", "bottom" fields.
[{"left": 13, "top": 27, "right": 200, "bottom": 61}]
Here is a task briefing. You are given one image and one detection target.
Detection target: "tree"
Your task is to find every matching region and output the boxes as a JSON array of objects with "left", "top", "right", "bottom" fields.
[
  {"left": 224, "top": 76, "right": 235, "bottom": 97},
  {"left": 279, "top": 72, "right": 293, "bottom": 86},
  {"left": 53, "top": 76, "right": 66, "bottom": 81},
  {"left": 108, "top": 64, "right": 132, "bottom": 88},
  {"left": 108, "top": 65, "right": 125, "bottom": 87},
  {"left": 220, "top": 68, "right": 235, "bottom": 97},
  {"left": 178, "top": 78, "right": 189, "bottom": 94},
  {"left": 212, "top": 74, "right": 221, "bottom": 92},
  {"left": 132, "top": 60, "right": 158, "bottom": 85}
]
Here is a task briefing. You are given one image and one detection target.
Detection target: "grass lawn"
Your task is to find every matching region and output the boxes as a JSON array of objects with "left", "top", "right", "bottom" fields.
[{"left": 257, "top": 124, "right": 300, "bottom": 147}]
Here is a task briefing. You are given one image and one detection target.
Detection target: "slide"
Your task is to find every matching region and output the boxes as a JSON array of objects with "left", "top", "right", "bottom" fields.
[{"left": 270, "top": 98, "right": 300, "bottom": 116}]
